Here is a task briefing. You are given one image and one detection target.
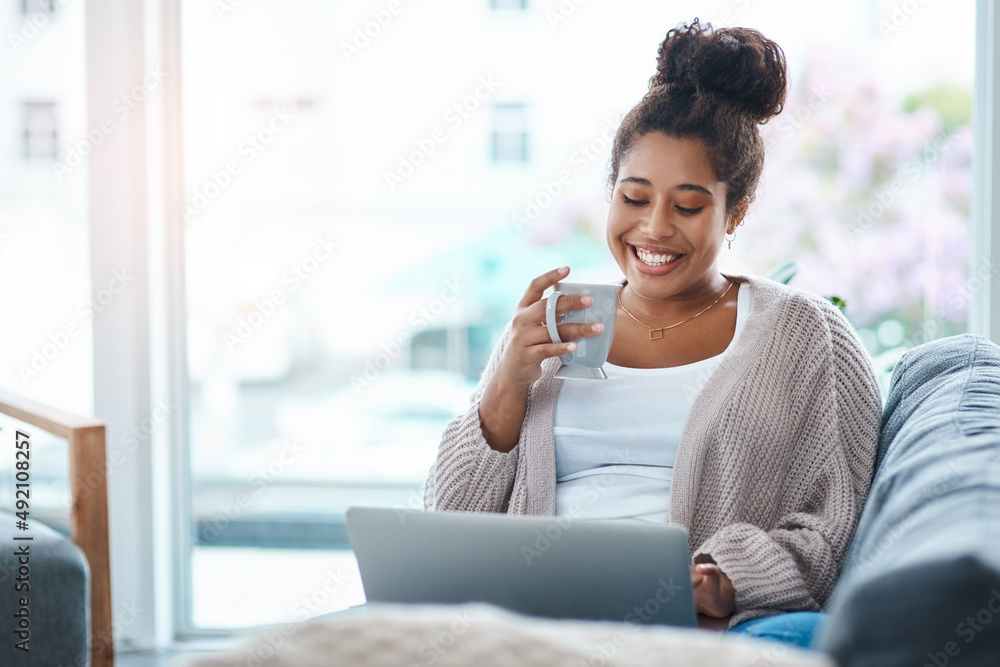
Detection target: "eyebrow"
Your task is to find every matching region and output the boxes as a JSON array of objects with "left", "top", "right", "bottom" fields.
[{"left": 619, "top": 177, "right": 714, "bottom": 197}]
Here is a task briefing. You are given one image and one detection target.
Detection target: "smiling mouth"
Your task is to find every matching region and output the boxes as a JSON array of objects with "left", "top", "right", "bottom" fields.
[{"left": 630, "top": 244, "right": 684, "bottom": 267}]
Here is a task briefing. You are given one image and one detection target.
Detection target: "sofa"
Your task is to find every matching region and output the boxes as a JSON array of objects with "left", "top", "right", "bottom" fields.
[
  {"left": 819, "top": 333, "right": 1000, "bottom": 666},
  {"left": 0, "top": 511, "right": 91, "bottom": 666},
  {"left": 189, "top": 334, "right": 1000, "bottom": 667}
]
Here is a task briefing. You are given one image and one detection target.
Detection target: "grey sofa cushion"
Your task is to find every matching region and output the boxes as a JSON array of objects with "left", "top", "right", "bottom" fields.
[
  {"left": 819, "top": 334, "right": 1000, "bottom": 666},
  {"left": 0, "top": 511, "right": 90, "bottom": 666}
]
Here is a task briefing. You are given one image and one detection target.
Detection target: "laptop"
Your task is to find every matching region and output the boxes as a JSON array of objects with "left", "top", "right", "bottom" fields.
[{"left": 345, "top": 506, "right": 698, "bottom": 627}]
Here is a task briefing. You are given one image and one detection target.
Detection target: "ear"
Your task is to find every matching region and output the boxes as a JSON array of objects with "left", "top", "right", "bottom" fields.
[{"left": 726, "top": 197, "right": 750, "bottom": 234}]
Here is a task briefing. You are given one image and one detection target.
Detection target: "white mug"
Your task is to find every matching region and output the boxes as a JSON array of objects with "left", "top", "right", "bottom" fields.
[{"left": 546, "top": 282, "right": 622, "bottom": 379}]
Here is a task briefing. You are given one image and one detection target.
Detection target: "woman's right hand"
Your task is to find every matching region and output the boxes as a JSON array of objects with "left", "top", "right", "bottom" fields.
[
  {"left": 478, "top": 267, "right": 606, "bottom": 453},
  {"left": 496, "top": 266, "right": 605, "bottom": 388}
]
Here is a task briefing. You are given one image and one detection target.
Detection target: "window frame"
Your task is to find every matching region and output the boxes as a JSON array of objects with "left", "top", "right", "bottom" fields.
[{"left": 972, "top": 0, "right": 1000, "bottom": 340}]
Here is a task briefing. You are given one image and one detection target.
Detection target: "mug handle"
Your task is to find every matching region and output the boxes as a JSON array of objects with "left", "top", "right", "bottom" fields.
[{"left": 546, "top": 290, "right": 564, "bottom": 344}]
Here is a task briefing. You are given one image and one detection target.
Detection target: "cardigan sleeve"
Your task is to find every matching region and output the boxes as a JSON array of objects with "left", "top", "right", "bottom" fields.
[
  {"left": 423, "top": 323, "right": 520, "bottom": 513},
  {"left": 693, "top": 303, "right": 882, "bottom": 624}
]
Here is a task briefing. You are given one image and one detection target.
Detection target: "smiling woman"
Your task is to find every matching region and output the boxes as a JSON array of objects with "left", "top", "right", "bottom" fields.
[{"left": 425, "top": 19, "right": 883, "bottom": 650}]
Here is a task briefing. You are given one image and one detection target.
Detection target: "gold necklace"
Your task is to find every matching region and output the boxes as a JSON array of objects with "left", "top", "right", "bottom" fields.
[{"left": 618, "top": 280, "right": 735, "bottom": 340}]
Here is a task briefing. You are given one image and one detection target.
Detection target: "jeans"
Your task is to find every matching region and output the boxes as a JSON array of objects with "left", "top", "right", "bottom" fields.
[{"left": 729, "top": 611, "right": 828, "bottom": 649}]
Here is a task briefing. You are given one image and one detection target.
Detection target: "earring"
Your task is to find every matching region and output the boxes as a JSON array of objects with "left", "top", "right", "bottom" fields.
[{"left": 725, "top": 231, "right": 736, "bottom": 249}]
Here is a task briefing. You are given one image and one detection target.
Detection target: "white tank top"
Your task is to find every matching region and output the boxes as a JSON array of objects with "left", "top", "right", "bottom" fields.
[{"left": 553, "top": 282, "right": 752, "bottom": 524}]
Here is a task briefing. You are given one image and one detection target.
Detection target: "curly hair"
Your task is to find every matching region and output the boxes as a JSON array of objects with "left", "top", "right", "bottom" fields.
[{"left": 608, "top": 19, "right": 788, "bottom": 213}]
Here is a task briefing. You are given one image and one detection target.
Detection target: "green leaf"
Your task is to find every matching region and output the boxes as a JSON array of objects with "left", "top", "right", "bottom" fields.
[{"left": 827, "top": 296, "right": 847, "bottom": 313}]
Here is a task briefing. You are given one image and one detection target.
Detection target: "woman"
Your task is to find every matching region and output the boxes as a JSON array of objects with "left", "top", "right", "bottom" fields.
[{"left": 424, "top": 20, "right": 882, "bottom": 647}]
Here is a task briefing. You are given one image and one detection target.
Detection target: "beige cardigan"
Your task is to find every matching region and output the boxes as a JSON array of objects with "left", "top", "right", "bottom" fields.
[{"left": 424, "top": 274, "right": 882, "bottom": 627}]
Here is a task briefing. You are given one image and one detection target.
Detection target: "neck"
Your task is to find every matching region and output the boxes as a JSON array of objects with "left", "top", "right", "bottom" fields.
[{"left": 622, "top": 273, "right": 732, "bottom": 324}]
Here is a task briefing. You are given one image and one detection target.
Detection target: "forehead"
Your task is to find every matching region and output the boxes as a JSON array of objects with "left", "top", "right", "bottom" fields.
[{"left": 618, "top": 132, "right": 718, "bottom": 188}]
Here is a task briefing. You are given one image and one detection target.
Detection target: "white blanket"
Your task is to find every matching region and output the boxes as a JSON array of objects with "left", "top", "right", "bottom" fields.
[{"left": 186, "top": 603, "right": 834, "bottom": 667}]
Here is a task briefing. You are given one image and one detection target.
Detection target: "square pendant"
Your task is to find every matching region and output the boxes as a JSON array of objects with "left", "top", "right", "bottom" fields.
[{"left": 649, "top": 329, "right": 663, "bottom": 340}]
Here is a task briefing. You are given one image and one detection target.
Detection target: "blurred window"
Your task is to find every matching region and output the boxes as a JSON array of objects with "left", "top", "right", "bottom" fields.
[
  {"left": 22, "top": 0, "right": 57, "bottom": 15},
  {"left": 178, "top": 0, "right": 975, "bottom": 630},
  {"left": 491, "top": 103, "right": 530, "bottom": 163},
  {"left": 490, "top": 0, "right": 529, "bottom": 10},
  {"left": 22, "top": 101, "right": 58, "bottom": 160}
]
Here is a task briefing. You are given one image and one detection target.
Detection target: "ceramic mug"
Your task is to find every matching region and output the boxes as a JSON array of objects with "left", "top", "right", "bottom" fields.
[{"left": 545, "top": 282, "right": 622, "bottom": 379}]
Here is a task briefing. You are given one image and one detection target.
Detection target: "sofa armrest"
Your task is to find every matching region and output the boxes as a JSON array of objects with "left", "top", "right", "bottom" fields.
[
  {"left": 0, "top": 391, "right": 112, "bottom": 667},
  {"left": 819, "top": 334, "right": 1000, "bottom": 666}
]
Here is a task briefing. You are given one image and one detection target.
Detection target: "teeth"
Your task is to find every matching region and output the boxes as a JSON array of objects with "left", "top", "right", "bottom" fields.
[{"left": 636, "top": 247, "right": 679, "bottom": 266}]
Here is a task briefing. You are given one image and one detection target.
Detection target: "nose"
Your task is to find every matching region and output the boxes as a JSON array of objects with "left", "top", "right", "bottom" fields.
[{"left": 639, "top": 201, "right": 677, "bottom": 239}]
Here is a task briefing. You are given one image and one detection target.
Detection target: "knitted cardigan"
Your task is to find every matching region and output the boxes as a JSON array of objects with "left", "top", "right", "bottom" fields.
[{"left": 423, "top": 274, "right": 883, "bottom": 627}]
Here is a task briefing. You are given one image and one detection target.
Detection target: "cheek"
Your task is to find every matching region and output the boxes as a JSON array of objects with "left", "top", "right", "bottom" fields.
[
  {"left": 706, "top": 214, "right": 730, "bottom": 241},
  {"left": 605, "top": 210, "right": 622, "bottom": 248},
  {"left": 606, "top": 205, "right": 632, "bottom": 234}
]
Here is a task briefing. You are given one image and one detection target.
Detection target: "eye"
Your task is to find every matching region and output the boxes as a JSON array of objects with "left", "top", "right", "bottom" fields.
[
  {"left": 676, "top": 206, "right": 704, "bottom": 216},
  {"left": 620, "top": 193, "right": 648, "bottom": 206}
]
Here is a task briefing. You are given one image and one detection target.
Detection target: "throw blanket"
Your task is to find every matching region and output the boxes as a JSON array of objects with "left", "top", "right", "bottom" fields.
[{"left": 186, "top": 603, "right": 833, "bottom": 667}]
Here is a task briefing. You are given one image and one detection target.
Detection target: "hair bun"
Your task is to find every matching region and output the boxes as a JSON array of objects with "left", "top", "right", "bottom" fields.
[{"left": 649, "top": 20, "right": 787, "bottom": 123}]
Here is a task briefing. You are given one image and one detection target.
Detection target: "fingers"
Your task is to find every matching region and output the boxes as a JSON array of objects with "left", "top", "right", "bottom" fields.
[
  {"left": 691, "top": 564, "right": 716, "bottom": 586},
  {"left": 692, "top": 570, "right": 719, "bottom": 616},
  {"left": 519, "top": 315, "right": 603, "bottom": 348},
  {"left": 526, "top": 341, "right": 578, "bottom": 362},
  {"left": 691, "top": 564, "right": 735, "bottom": 618},
  {"left": 520, "top": 294, "right": 595, "bottom": 328},
  {"left": 558, "top": 321, "right": 604, "bottom": 342},
  {"left": 515, "top": 289, "right": 602, "bottom": 342},
  {"left": 546, "top": 316, "right": 605, "bottom": 343},
  {"left": 518, "top": 266, "right": 569, "bottom": 309},
  {"left": 553, "top": 294, "right": 593, "bottom": 316}
]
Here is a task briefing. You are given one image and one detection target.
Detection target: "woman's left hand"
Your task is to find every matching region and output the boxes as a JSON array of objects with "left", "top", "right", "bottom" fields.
[{"left": 691, "top": 562, "right": 736, "bottom": 618}]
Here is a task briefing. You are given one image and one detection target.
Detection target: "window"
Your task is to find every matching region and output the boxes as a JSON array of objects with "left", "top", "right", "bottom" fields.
[
  {"left": 22, "top": 101, "right": 58, "bottom": 160},
  {"left": 1, "top": 11, "right": 90, "bottom": 414},
  {"left": 1, "top": 0, "right": 89, "bottom": 603},
  {"left": 490, "top": 0, "right": 529, "bottom": 10},
  {"left": 22, "top": 0, "right": 57, "bottom": 15},
  {"left": 172, "top": 0, "right": 978, "bottom": 632},
  {"left": 490, "top": 103, "right": 530, "bottom": 163}
]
